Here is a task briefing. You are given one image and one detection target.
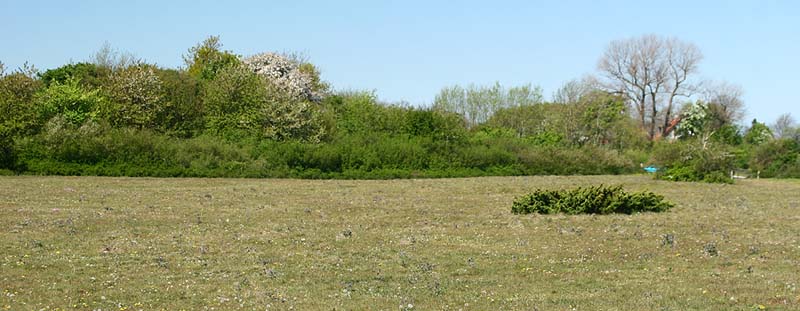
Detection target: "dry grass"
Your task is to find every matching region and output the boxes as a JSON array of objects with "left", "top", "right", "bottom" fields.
[{"left": 1, "top": 175, "right": 799, "bottom": 310}]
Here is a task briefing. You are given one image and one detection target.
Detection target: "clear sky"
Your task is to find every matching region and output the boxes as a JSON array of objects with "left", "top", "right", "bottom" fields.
[{"left": 2, "top": 0, "right": 798, "bottom": 123}]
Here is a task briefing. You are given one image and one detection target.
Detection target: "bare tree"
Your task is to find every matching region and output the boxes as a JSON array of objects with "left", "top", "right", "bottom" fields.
[
  {"left": 92, "top": 42, "right": 140, "bottom": 70},
  {"left": 598, "top": 35, "right": 702, "bottom": 140},
  {"left": 552, "top": 76, "right": 597, "bottom": 104},
  {"left": 662, "top": 37, "right": 703, "bottom": 136},
  {"left": 703, "top": 81, "right": 746, "bottom": 126},
  {"left": 771, "top": 113, "right": 797, "bottom": 139}
]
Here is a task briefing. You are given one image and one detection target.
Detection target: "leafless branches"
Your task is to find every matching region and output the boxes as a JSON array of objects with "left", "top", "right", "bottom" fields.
[{"left": 598, "top": 35, "right": 702, "bottom": 140}]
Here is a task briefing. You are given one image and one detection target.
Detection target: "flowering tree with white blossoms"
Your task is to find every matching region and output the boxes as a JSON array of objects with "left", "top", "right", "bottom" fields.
[
  {"left": 242, "top": 52, "right": 326, "bottom": 103},
  {"left": 103, "top": 65, "right": 165, "bottom": 129},
  {"left": 203, "top": 63, "right": 326, "bottom": 143}
]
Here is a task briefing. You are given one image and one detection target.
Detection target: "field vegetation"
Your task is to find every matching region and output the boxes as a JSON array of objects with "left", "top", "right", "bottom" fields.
[{"left": 1, "top": 175, "right": 799, "bottom": 310}]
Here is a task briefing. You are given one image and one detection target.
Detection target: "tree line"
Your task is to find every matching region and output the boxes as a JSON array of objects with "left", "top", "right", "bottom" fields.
[{"left": 0, "top": 35, "right": 797, "bottom": 180}]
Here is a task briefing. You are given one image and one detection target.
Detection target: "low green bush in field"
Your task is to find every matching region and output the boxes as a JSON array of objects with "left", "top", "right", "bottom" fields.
[{"left": 511, "top": 185, "right": 674, "bottom": 215}]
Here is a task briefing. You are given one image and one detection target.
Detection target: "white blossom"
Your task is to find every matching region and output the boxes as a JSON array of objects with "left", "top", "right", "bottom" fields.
[{"left": 242, "top": 53, "right": 322, "bottom": 102}]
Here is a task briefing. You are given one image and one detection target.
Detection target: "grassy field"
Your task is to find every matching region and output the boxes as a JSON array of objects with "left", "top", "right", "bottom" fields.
[{"left": 1, "top": 175, "right": 799, "bottom": 310}]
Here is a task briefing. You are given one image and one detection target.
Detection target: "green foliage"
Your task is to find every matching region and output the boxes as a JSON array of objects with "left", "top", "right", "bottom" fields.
[
  {"left": 487, "top": 103, "right": 583, "bottom": 143},
  {"left": 260, "top": 97, "right": 326, "bottom": 143},
  {"left": 749, "top": 138, "right": 800, "bottom": 178},
  {"left": 3, "top": 36, "right": 792, "bottom": 182},
  {"left": 711, "top": 124, "right": 743, "bottom": 145},
  {"left": 511, "top": 185, "right": 674, "bottom": 215},
  {"left": 203, "top": 65, "right": 326, "bottom": 142},
  {"left": 516, "top": 146, "right": 635, "bottom": 175},
  {"left": 403, "top": 108, "right": 466, "bottom": 143},
  {"left": 15, "top": 124, "right": 263, "bottom": 178},
  {"left": 525, "top": 131, "right": 563, "bottom": 146},
  {"left": 154, "top": 68, "right": 204, "bottom": 137},
  {"left": 0, "top": 68, "right": 43, "bottom": 169},
  {"left": 487, "top": 104, "right": 558, "bottom": 138},
  {"left": 652, "top": 140, "right": 735, "bottom": 184},
  {"left": 202, "top": 64, "right": 268, "bottom": 138},
  {"left": 39, "top": 62, "right": 107, "bottom": 88},
  {"left": 702, "top": 171, "right": 734, "bottom": 184},
  {"left": 184, "top": 36, "right": 241, "bottom": 81},
  {"left": 327, "top": 91, "right": 406, "bottom": 135},
  {"left": 578, "top": 92, "right": 646, "bottom": 149},
  {"left": 743, "top": 119, "right": 773, "bottom": 145},
  {"left": 677, "top": 101, "right": 745, "bottom": 147},
  {"left": 0, "top": 128, "right": 15, "bottom": 169},
  {"left": 487, "top": 94, "right": 646, "bottom": 150},
  {"left": 34, "top": 77, "right": 105, "bottom": 126},
  {"left": 434, "top": 82, "right": 543, "bottom": 128},
  {"left": 298, "top": 62, "right": 329, "bottom": 95},
  {"left": 100, "top": 65, "right": 165, "bottom": 129},
  {"left": 1, "top": 70, "right": 42, "bottom": 133}
]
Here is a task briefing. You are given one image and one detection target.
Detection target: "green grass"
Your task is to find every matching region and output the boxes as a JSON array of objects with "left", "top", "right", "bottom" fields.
[{"left": 1, "top": 175, "right": 798, "bottom": 310}]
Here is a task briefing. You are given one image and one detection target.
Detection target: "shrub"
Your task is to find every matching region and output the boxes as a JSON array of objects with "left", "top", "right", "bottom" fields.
[
  {"left": 511, "top": 185, "right": 674, "bottom": 215},
  {"left": 1, "top": 69, "right": 42, "bottom": 169},
  {"left": 34, "top": 78, "right": 105, "bottom": 126},
  {"left": 0, "top": 129, "right": 14, "bottom": 169},
  {"left": 749, "top": 138, "right": 800, "bottom": 178},
  {"left": 154, "top": 68, "right": 204, "bottom": 137},
  {"left": 203, "top": 64, "right": 326, "bottom": 142},
  {"left": 1, "top": 70, "right": 43, "bottom": 135},
  {"left": 101, "top": 65, "right": 165, "bottom": 129},
  {"left": 328, "top": 92, "right": 406, "bottom": 136},
  {"left": 651, "top": 140, "right": 734, "bottom": 184}
]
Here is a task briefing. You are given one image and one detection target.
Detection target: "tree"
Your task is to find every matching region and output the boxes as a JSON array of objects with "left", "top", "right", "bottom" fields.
[
  {"left": 39, "top": 62, "right": 108, "bottom": 89},
  {"left": 552, "top": 77, "right": 596, "bottom": 104},
  {"left": 578, "top": 91, "right": 640, "bottom": 148},
  {"left": 487, "top": 103, "right": 565, "bottom": 139},
  {"left": 433, "top": 82, "right": 543, "bottom": 129},
  {"left": 154, "top": 68, "right": 204, "bottom": 137},
  {"left": 100, "top": 65, "right": 165, "bottom": 129},
  {"left": 242, "top": 52, "right": 325, "bottom": 103},
  {"left": 92, "top": 42, "right": 140, "bottom": 70},
  {"left": 703, "top": 81, "right": 746, "bottom": 127},
  {"left": 203, "top": 64, "right": 325, "bottom": 142},
  {"left": 598, "top": 35, "right": 702, "bottom": 140},
  {"left": 677, "top": 100, "right": 745, "bottom": 147},
  {"left": 744, "top": 119, "right": 774, "bottom": 145},
  {"left": 676, "top": 101, "right": 708, "bottom": 139},
  {"left": 184, "top": 36, "right": 240, "bottom": 81},
  {"left": 35, "top": 77, "right": 105, "bottom": 126},
  {"left": 0, "top": 64, "right": 43, "bottom": 169},
  {"left": 771, "top": 113, "right": 797, "bottom": 139},
  {"left": 1, "top": 64, "right": 42, "bottom": 133},
  {"left": 203, "top": 64, "right": 269, "bottom": 137}
]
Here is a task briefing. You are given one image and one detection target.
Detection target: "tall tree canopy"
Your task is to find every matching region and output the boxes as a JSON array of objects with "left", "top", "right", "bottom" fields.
[{"left": 598, "top": 34, "right": 702, "bottom": 140}]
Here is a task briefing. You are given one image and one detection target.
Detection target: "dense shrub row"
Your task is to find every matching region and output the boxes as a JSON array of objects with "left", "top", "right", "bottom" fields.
[
  {"left": 10, "top": 122, "right": 638, "bottom": 179},
  {"left": 1, "top": 37, "right": 798, "bottom": 180},
  {"left": 511, "top": 185, "right": 674, "bottom": 215}
]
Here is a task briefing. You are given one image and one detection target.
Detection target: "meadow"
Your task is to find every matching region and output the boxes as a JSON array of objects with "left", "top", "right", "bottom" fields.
[{"left": 1, "top": 175, "right": 798, "bottom": 310}]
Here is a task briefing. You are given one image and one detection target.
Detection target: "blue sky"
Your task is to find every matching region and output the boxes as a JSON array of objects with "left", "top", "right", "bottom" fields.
[{"left": 2, "top": 0, "right": 798, "bottom": 123}]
